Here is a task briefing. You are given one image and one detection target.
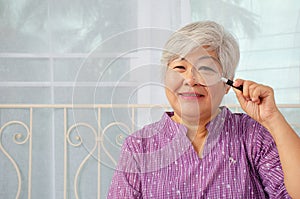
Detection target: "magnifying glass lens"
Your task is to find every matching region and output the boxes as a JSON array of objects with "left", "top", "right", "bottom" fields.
[{"left": 197, "top": 67, "right": 222, "bottom": 86}]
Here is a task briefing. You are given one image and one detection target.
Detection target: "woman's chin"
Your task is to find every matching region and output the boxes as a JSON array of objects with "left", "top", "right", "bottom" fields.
[{"left": 176, "top": 105, "right": 212, "bottom": 120}]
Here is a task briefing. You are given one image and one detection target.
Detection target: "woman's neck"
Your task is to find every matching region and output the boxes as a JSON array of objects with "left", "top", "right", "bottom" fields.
[
  {"left": 171, "top": 114, "right": 208, "bottom": 139},
  {"left": 171, "top": 108, "right": 221, "bottom": 139},
  {"left": 171, "top": 114, "right": 209, "bottom": 157}
]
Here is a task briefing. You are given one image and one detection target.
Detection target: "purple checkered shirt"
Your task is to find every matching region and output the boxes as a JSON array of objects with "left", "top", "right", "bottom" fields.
[{"left": 108, "top": 107, "right": 291, "bottom": 198}]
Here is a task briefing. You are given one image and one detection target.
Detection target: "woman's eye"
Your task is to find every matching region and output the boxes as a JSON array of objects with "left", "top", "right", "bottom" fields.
[
  {"left": 173, "top": 66, "right": 186, "bottom": 70},
  {"left": 198, "top": 66, "right": 217, "bottom": 73}
]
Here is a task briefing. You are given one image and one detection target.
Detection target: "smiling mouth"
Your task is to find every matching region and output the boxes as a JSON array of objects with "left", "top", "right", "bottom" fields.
[{"left": 179, "top": 93, "right": 204, "bottom": 97}]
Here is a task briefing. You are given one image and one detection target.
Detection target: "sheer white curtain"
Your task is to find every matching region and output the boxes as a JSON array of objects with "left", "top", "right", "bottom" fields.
[
  {"left": 0, "top": 1, "right": 191, "bottom": 198},
  {"left": 191, "top": 0, "right": 300, "bottom": 103},
  {"left": 190, "top": 0, "right": 300, "bottom": 133},
  {"left": 0, "top": 1, "right": 299, "bottom": 199}
]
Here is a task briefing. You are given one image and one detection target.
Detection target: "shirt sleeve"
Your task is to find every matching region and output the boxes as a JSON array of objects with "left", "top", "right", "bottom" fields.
[
  {"left": 107, "top": 137, "right": 142, "bottom": 199},
  {"left": 252, "top": 124, "right": 291, "bottom": 199}
]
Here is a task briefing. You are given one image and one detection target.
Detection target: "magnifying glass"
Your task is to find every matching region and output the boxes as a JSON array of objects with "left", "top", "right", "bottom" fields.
[
  {"left": 169, "top": 56, "right": 243, "bottom": 92},
  {"left": 194, "top": 65, "right": 243, "bottom": 91}
]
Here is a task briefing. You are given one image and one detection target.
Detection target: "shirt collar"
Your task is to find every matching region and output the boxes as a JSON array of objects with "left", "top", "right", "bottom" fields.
[
  {"left": 161, "top": 107, "right": 228, "bottom": 133},
  {"left": 160, "top": 107, "right": 229, "bottom": 157}
]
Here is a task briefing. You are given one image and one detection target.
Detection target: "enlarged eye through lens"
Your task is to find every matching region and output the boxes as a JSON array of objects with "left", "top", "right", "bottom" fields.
[
  {"left": 168, "top": 55, "right": 224, "bottom": 87},
  {"left": 196, "top": 65, "right": 222, "bottom": 86}
]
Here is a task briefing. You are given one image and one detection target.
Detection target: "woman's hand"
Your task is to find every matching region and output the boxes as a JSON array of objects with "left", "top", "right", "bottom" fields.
[
  {"left": 233, "top": 79, "right": 300, "bottom": 199},
  {"left": 232, "top": 79, "right": 280, "bottom": 126}
]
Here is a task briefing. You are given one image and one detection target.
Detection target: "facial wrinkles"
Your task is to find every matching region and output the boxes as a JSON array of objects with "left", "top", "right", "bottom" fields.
[
  {"left": 167, "top": 58, "right": 222, "bottom": 89},
  {"left": 189, "top": 56, "right": 222, "bottom": 76},
  {"left": 164, "top": 49, "right": 227, "bottom": 125},
  {"left": 165, "top": 67, "right": 182, "bottom": 91}
]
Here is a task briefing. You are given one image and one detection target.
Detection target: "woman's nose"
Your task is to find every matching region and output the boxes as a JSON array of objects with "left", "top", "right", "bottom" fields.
[{"left": 184, "top": 67, "right": 199, "bottom": 86}]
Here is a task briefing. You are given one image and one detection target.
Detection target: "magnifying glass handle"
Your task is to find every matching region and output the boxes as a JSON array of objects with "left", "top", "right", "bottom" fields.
[{"left": 221, "top": 78, "right": 243, "bottom": 92}]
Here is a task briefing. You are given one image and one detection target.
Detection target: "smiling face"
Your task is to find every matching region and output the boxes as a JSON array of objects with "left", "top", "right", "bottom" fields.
[{"left": 164, "top": 47, "right": 229, "bottom": 125}]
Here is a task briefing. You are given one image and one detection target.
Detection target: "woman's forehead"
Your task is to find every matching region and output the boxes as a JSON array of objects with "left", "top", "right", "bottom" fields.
[
  {"left": 170, "top": 46, "right": 220, "bottom": 62},
  {"left": 186, "top": 48, "right": 219, "bottom": 61}
]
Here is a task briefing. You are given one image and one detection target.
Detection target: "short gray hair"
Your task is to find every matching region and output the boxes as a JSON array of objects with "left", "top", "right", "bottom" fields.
[{"left": 161, "top": 21, "right": 240, "bottom": 79}]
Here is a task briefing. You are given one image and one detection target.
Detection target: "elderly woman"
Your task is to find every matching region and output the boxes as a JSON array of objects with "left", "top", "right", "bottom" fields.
[{"left": 108, "top": 21, "right": 300, "bottom": 198}]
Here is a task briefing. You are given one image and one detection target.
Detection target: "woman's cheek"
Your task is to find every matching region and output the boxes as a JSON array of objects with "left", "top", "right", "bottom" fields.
[{"left": 164, "top": 70, "right": 183, "bottom": 91}]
